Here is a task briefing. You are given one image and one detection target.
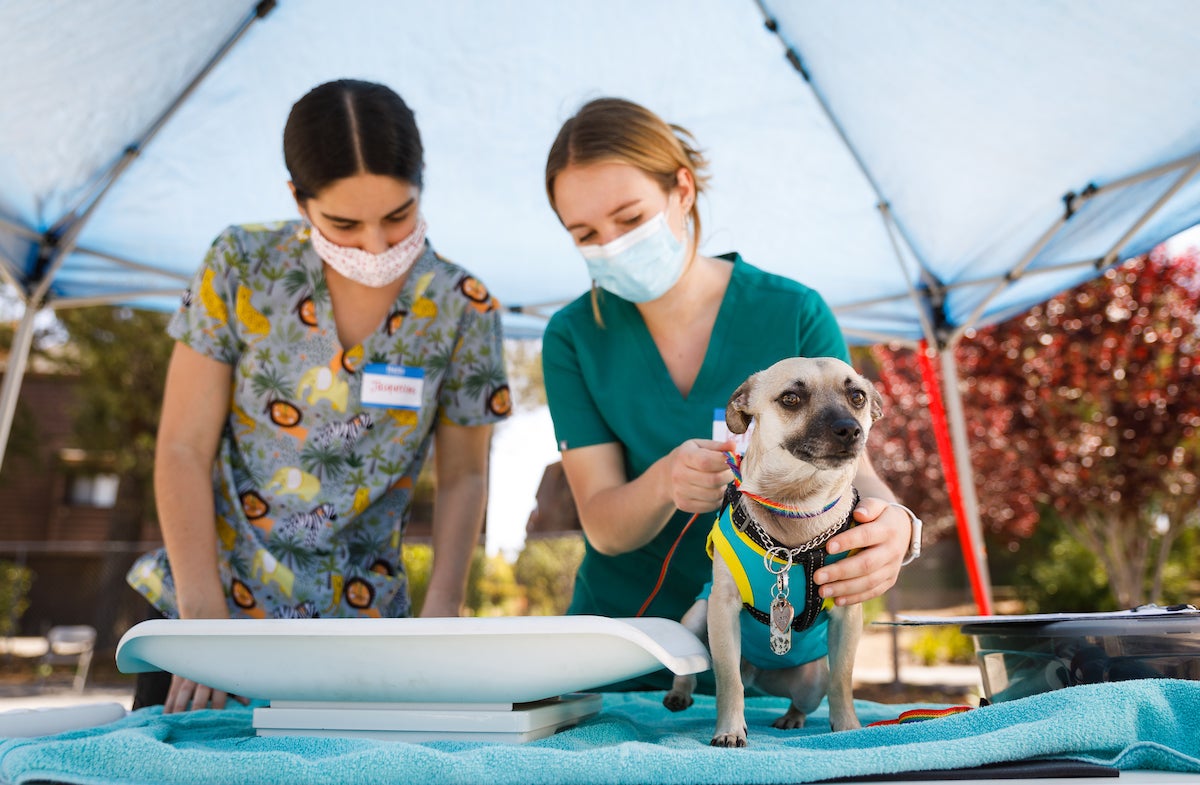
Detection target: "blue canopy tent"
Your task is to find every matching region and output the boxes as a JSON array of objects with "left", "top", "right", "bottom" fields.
[{"left": 1, "top": 0, "right": 1198, "bottom": 611}]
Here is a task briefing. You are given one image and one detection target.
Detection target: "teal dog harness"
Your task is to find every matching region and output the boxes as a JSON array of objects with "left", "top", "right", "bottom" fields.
[{"left": 705, "top": 484, "right": 856, "bottom": 670}]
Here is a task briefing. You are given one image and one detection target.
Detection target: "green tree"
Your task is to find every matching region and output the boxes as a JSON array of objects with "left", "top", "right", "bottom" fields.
[
  {"left": 56, "top": 306, "right": 173, "bottom": 507},
  {"left": 366, "top": 444, "right": 386, "bottom": 474},
  {"left": 463, "top": 362, "right": 506, "bottom": 400},
  {"left": 0, "top": 560, "right": 33, "bottom": 637},
  {"left": 250, "top": 364, "right": 292, "bottom": 400}
]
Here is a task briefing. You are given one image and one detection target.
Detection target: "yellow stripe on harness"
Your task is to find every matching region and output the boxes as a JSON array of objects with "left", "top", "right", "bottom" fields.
[
  {"left": 707, "top": 518, "right": 754, "bottom": 606},
  {"left": 707, "top": 512, "right": 843, "bottom": 616}
]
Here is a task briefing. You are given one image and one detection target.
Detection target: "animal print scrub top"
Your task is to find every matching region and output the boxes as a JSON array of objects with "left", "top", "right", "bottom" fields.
[{"left": 128, "top": 221, "right": 510, "bottom": 619}]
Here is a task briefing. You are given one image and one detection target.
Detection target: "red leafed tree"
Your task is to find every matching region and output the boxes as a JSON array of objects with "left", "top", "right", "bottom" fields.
[{"left": 866, "top": 246, "right": 1200, "bottom": 607}]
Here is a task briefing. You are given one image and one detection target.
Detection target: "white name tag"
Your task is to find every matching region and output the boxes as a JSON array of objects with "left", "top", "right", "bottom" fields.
[{"left": 361, "top": 364, "right": 424, "bottom": 410}]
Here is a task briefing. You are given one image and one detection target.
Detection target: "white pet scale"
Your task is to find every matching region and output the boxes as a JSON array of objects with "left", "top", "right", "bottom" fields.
[{"left": 116, "top": 616, "right": 710, "bottom": 743}]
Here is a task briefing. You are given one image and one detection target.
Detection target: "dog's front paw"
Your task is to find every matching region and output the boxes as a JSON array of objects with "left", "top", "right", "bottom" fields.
[
  {"left": 710, "top": 720, "right": 748, "bottom": 747},
  {"left": 663, "top": 692, "right": 694, "bottom": 712},
  {"left": 710, "top": 731, "right": 747, "bottom": 748}
]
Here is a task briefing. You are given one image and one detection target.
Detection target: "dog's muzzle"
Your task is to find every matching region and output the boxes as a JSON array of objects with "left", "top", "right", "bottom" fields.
[{"left": 785, "top": 411, "right": 865, "bottom": 467}]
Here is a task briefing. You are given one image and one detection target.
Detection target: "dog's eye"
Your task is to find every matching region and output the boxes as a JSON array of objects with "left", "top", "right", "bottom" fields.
[
  {"left": 849, "top": 390, "right": 867, "bottom": 407},
  {"left": 779, "top": 392, "right": 801, "bottom": 408}
]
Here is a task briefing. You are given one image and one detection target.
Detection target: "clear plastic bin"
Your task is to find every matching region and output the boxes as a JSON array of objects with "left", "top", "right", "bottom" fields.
[{"left": 963, "top": 614, "right": 1200, "bottom": 703}]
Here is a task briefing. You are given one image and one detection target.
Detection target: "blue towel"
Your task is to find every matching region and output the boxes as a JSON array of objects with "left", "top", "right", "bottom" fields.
[{"left": 2, "top": 679, "right": 1198, "bottom": 785}]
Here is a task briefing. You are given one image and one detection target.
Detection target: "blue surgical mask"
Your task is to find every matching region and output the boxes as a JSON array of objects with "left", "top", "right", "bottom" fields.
[{"left": 578, "top": 211, "right": 688, "bottom": 303}]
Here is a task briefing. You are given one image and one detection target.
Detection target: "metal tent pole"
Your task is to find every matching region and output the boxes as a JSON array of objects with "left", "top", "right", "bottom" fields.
[
  {"left": 33, "top": 1, "right": 276, "bottom": 307},
  {"left": 0, "top": 1, "right": 276, "bottom": 474},
  {"left": 947, "top": 153, "right": 1200, "bottom": 346},
  {"left": 754, "top": 0, "right": 996, "bottom": 612},
  {"left": 71, "top": 246, "right": 192, "bottom": 283},
  {"left": 936, "top": 345, "right": 994, "bottom": 612},
  {"left": 0, "top": 300, "right": 41, "bottom": 473},
  {"left": 51, "top": 289, "right": 186, "bottom": 311},
  {"left": 1095, "top": 157, "right": 1200, "bottom": 271}
]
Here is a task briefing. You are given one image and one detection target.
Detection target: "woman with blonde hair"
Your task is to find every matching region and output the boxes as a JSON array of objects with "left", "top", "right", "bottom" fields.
[{"left": 541, "top": 98, "right": 918, "bottom": 691}]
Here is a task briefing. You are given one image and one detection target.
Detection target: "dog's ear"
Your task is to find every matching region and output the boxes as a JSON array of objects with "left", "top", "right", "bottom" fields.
[
  {"left": 867, "top": 380, "right": 883, "bottom": 422},
  {"left": 725, "top": 375, "right": 755, "bottom": 434}
]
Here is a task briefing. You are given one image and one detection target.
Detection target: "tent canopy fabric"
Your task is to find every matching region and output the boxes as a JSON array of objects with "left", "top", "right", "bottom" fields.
[
  {"left": 2, "top": 0, "right": 1198, "bottom": 613},
  {"left": 2, "top": 0, "right": 1197, "bottom": 344}
]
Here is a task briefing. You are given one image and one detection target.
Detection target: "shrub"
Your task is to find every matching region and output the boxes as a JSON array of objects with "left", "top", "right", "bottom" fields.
[
  {"left": 0, "top": 561, "right": 34, "bottom": 637},
  {"left": 1000, "top": 511, "right": 1116, "bottom": 613},
  {"left": 513, "top": 537, "right": 584, "bottom": 616},
  {"left": 910, "top": 624, "right": 976, "bottom": 666},
  {"left": 401, "top": 544, "right": 433, "bottom": 615},
  {"left": 401, "top": 538, "right": 586, "bottom": 617},
  {"left": 467, "top": 551, "right": 525, "bottom": 616}
]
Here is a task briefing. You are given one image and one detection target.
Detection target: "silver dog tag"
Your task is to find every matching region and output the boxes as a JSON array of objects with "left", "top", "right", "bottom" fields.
[{"left": 769, "top": 596, "right": 794, "bottom": 655}]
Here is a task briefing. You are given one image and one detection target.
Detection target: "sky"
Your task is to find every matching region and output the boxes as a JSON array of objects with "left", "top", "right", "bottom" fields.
[
  {"left": 1164, "top": 224, "right": 1200, "bottom": 255},
  {"left": 485, "top": 405, "right": 560, "bottom": 558}
]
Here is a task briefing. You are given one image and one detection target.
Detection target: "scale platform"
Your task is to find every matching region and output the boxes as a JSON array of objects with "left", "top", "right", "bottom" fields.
[
  {"left": 117, "top": 615, "right": 709, "bottom": 743},
  {"left": 253, "top": 695, "right": 602, "bottom": 743}
]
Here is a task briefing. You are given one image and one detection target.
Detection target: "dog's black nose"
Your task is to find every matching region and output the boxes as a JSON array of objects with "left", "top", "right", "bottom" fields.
[{"left": 831, "top": 418, "right": 862, "bottom": 444}]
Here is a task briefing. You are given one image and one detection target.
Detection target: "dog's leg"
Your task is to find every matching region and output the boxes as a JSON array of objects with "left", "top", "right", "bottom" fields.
[
  {"left": 708, "top": 555, "right": 748, "bottom": 747},
  {"left": 751, "top": 658, "right": 828, "bottom": 729},
  {"left": 664, "top": 598, "right": 707, "bottom": 712},
  {"left": 826, "top": 604, "right": 862, "bottom": 731}
]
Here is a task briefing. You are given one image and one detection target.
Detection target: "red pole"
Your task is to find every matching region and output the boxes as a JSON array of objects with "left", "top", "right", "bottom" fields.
[{"left": 915, "top": 339, "right": 994, "bottom": 615}]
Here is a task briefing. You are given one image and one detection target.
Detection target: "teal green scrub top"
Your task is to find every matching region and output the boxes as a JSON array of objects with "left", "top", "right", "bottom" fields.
[{"left": 543, "top": 254, "right": 849, "bottom": 690}]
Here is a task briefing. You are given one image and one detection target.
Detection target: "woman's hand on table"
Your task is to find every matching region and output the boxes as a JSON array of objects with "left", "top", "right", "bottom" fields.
[{"left": 163, "top": 675, "right": 249, "bottom": 714}]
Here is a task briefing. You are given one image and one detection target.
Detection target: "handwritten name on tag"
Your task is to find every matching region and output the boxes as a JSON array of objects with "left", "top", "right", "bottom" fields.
[{"left": 361, "top": 364, "right": 425, "bottom": 410}]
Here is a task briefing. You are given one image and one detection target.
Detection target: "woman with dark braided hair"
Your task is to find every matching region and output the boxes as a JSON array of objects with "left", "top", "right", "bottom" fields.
[{"left": 128, "top": 80, "right": 510, "bottom": 712}]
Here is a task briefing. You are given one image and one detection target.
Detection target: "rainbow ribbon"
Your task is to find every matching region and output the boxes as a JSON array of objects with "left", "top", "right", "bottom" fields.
[
  {"left": 867, "top": 705, "right": 974, "bottom": 727},
  {"left": 724, "top": 451, "right": 841, "bottom": 520}
]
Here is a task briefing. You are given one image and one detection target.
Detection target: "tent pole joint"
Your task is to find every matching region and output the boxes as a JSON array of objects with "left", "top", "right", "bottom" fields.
[
  {"left": 1061, "top": 182, "right": 1098, "bottom": 220},
  {"left": 918, "top": 269, "right": 953, "bottom": 348},
  {"left": 784, "top": 48, "right": 810, "bottom": 81},
  {"left": 755, "top": 3, "right": 811, "bottom": 82},
  {"left": 31, "top": 231, "right": 61, "bottom": 283}
]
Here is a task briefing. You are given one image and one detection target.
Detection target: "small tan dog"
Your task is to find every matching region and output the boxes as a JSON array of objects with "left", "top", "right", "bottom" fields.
[{"left": 664, "top": 357, "right": 882, "bottom": 747}]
